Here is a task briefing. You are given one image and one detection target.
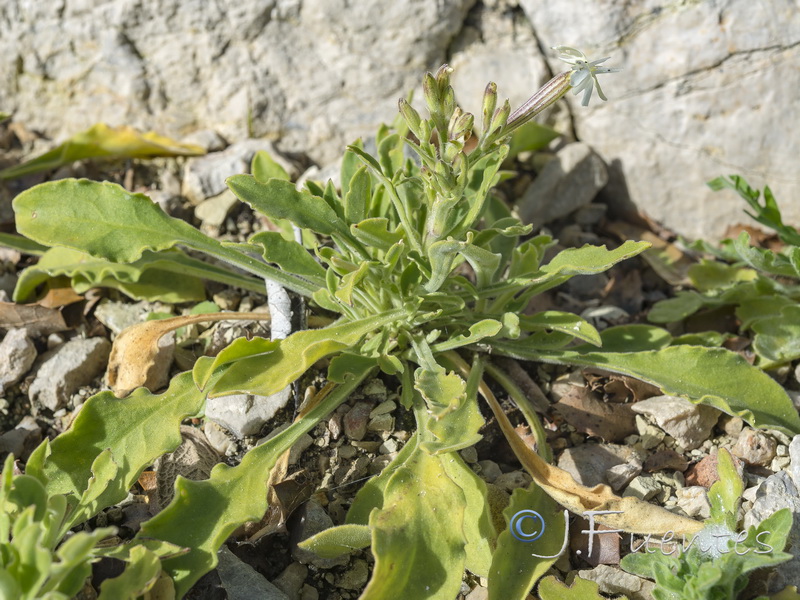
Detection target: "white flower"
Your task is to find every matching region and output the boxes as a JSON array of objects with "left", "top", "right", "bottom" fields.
[{"left": 552, "top": 45, "right": 621, "bottom": 106}]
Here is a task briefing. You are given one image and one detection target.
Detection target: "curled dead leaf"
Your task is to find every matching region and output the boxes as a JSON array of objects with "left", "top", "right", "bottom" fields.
[
  {"left": 107, "top": 311, "right": 272, "bottom": 397},
  {"left": 449, "top": 352, "right": 703, "bottom": 537}
]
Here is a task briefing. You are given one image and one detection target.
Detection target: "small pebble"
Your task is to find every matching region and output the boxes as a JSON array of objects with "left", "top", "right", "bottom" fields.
[{"left": 731, "top": 428, "right": 777, "bottom": 466}]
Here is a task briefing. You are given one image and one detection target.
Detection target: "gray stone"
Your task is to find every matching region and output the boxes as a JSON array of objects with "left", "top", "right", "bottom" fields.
[
  {"left": 344, "top": 402, "right": 372, "bottom": 441},
  {"left": 493, "top": 471, "right": 532, "bottom": 492},
  {"left": 337, "top": 559, "right": 369, "bottom": 590},
  {"left": 183, "top": 140, "right": 291, "bottom": 204},
  {"left": 28, "top": 337, "right": 111, "bottom": 412},
  {"left": 206, "top": 389, "right": 291, "bottom": 438},
  {"left": 194, "top": 189, "right": 239, "bottom": 227},
  {"left": 743, "top": 434, "right": 800, "bottom": 592},
  {"left": 272, "top": 562, "right": 308, "bottom": 600},
  {"left": 94, "top": 300, "right": 150, "bottom": 335},
  {"left": 203, "top": 421, "right": 236, "bottom": 456},
  {"left": 0, "top": 415, "right": 41, "bottom": 459},
  {"left": 290, "top": 500, "right": 348, "bottom": 569},
  {"left": 578, "top": 564, "right": 656, "bottom": 600},
  {"left": 631, "top": 395, "right": 719, "bottom": 450},
  {"left": 557, "top": 443, "right": 638, "bottom": 487},
  {"left": 216, "top": 545, "right": 288, "bottom": 600},
  {"left": 623, "top": 475, "right": 662, "bottom": 501},
  {"left": 288, "top": 433, "right": 314, "bottom": 465},
  {"left": 477, "top": 460, "right": 502, "bottom": 484},
  {"left": 731, "top": 428, "right": 778, "bottom": 466},
  {"left": 606, "top": 461, "right": 642, "bottom": 492},
  {"left": 0, "top": 328, "right": 37, "bottom": 394},
  {"left": 518, "top": 142, "right": 608, "bottom": 228}
]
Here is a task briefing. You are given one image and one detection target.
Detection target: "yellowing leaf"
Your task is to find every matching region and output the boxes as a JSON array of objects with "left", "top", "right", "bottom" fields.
[{"left": 0, "top": 124, "right": 205, "bottom": 179}]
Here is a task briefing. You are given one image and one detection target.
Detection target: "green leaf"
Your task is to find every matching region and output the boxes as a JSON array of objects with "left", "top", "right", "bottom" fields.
[
  {"left": 335, "top": 261, "right": 372, "bottom": 306},
  {"left": 543, "top": 240, "right": 651, "bottom": 280},
  {"left": 429, "top": 319, "right": 502, "bottom": 352},
  {"left": 707, "top": 448, "right": 742, "bottom": 530},
  {"left": 440, "top": 452, "right": 496, "bottom": 577},
  {"left": 138, "top": 362, "right": 372, "bottom": 597},
  {"left": 688, "top": 260, "right": 758, "bottom": 291},
  {"left": 297, "top": 524, "right": 372, "bottom": 559},
  {"left": 0, "top": 232, "right": 49, "bottom": 256},
  {"left": 228, "top": 175, "right": 349, "bottom": 238},
  {"left": 344, "top": 166, "right": 371, "bottom": 224},
  {"left": 251, "top": 150, "right": 290, "bottom": 182},
  {"left": 346, "top": 432, "right": 420, "bottom": 525},
  {"left": 736, "top": 296, "right": 795, "bottom": 330},
  {"left": 96, "top": 546, "right": 163, "bottom": 600},
  {"left": 14, "top": 247, "right": 209, "bottom": 303},
  {"left": 537, "top": 576, "right": 611, "bottom": 600},
  {"left": 350, "top": 218, "right": 405, "bottom": 251},
  {"left": 493, "top": 343, "right": 800, "bottom": 435},
  {"left": 14, "top": 179, "right": 212, "bottom": 263},
  {"left": 426, "top": 235, "right": 501, "bottom": 292},
  {"left": 450, "top": 148, "right": 508, "bottom": 238},
  {"left": 648, "top": 291, "right": 706, "bottom": 323},
  {"left": 362, "top": 450, "right": 466, "bottom": 600},
  {"left": 507, "top": 121, "right": 560, "bottom": 159},
  {"left": 207, "top": 310, "right": 403, "bottom": 397},
  {"left": 519, "top": 311, "right": 602, "bottom": 347},
  {"left": 414, "top": 367, "right": 466, "bottom": 418},
  {"left": 489, "top": 485, "right": 568, "bottom": 600},
  {"left": 0, "top": 124, "right": 204, "bottom": 180},
  {"left": 25, "top": 372, "right": 205, "bottom": 524},
  {"left": 751, "top": 304, "right": 800, "bottom": 366},
  {"left": 248, "top": 231, "right": 326, "bottom": 281},
  {"left": 340, "top": 140, "right": 365, "bottom": 201}
]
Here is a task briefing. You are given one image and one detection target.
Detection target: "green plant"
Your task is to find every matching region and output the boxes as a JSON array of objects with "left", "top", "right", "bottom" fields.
[
  {"left": 0, "top": 453, "right": 182, "bottom": 599},
  {"left": 621, "top": 449, "right": 793, "bottom": 600},
  {"left": 649, "top": 176, "right": 800, "bottom": 368},
  {"left": 9, "top": 49, "right": 800, "bottom": 599}
]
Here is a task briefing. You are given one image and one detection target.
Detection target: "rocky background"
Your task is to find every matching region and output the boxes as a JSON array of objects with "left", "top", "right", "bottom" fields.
[{"left": 1, "top": 0, "right": 798, "bottom": 240}]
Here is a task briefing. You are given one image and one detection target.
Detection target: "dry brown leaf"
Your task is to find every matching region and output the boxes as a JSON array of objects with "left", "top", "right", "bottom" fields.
[
  {"left": 448, "top": 353, "right": 704, "bottom": 536},
  {"left": 107, "top": 311, "right": 274, "bottom": 397},
  {"left": 0, "top": 301, "right": 68, "bottom": 335},
  {"left": 37, "top": 285, "right": 84, "bottom": 308},
  {"left": 553, "top": 385, "right": 636, "bottom": 442}
]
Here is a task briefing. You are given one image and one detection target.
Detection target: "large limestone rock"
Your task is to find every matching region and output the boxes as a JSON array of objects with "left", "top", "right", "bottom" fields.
[
  {"left": 2, "top": 0, "right": 797, "bottom": 239},
  {"left": 518, "top": 0, "right": 800, "bottom": 239}
]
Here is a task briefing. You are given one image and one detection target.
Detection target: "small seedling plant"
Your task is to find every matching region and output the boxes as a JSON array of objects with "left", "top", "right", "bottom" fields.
[
  {"left": 649, "top": 176, "right": 800, "bottom": 369},
  {"left": 6, "top": 49, "right": 800, "bottom": 598}
]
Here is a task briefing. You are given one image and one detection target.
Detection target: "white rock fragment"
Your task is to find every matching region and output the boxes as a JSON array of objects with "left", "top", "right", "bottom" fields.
[
  {"left": 28, "top": 337, "right": 111, "bottom": 412},
  {"left": 0, "top": 328, "right": 37, "bottom": 394},
  {"left": 675, "top": 486, "right": 711, "bottom": 519},
  {"left": 631, "top": 395, "right": 719, "bottom": 450}
]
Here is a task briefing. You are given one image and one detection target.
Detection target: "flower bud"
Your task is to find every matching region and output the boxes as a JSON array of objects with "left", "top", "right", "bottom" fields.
[
  {"left": 489, "top": 99, "right": 510, "bottom": 135},
  {"left": 398, "top": 98, "right": 423, "bottom": 138},
  {"left": 451, "top": 112, "right": 474, "bottom": 142},
  {"left": 481, "top": 82, "right": 497, "bottom": 136},
  {"left": 423, "top": 72, "right": 440, "bottom": 116}
]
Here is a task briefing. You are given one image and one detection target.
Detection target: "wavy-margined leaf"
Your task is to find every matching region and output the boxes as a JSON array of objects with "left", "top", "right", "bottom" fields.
[
  {"left": 206, "top": 310, "right": 403, "bottom": 398},
  {"left": 227, "top": 175, "right": 349, "bottom": 238},
  {"left": 536, "top": 240, "right": 650, "bottom": 289},
  {"left": 362, "top": 449, "right": 467, "bottom": 600},
  {"left": 344, "top": 166, "right": 371, "bottom": 224},
  {"left": 25, "top": 371, "right": 205, "bottom": 525},
  {"left": 96, "top": 546, "right": 164, "bottom": 600},
  {"left": 138, "top": 363, "right": 373, "bottom": 597},
  {"left": 751, "top": 304, "right": 800, "bottom": 366},
  {"left": 688, "top": 260, "right": 758, "bottom": 292},
  {"left": 449, "top": 148, "right": 508, "bottom": 238},
  {"left": 12, "top": 247, "right": 258, "bottom": 303},
  {"left": 414, "top": 367, "right": 466, "bottom": 419},
  {"left": 731, "top": 232, "right": 800, "bottom": 278},
  {"left": 429, "top": 319, "right": 502, "bottom": 352},
  {"left": 248, "top": 231, "right": 325, "bottom": 281},
  {"left": 537, "top": 576, "right": 610, "bottom": 600},
  {"left": 297, "top": 524, "right": 372, "bottom": 559},
  {"left": 489, "top": 485, "right": 567, "bottom": 600},
  {"left": 736, "top": 296, "right": 796, "bottom": 330},
  {"left": 13, "top": 179, "right": 317, "bottom": 297},
  {"left": 493, "top": 341, "right": 800, "bottom": 435},
  {"left": 0, "top": 124, "right": 204, "bottom": 180}
]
